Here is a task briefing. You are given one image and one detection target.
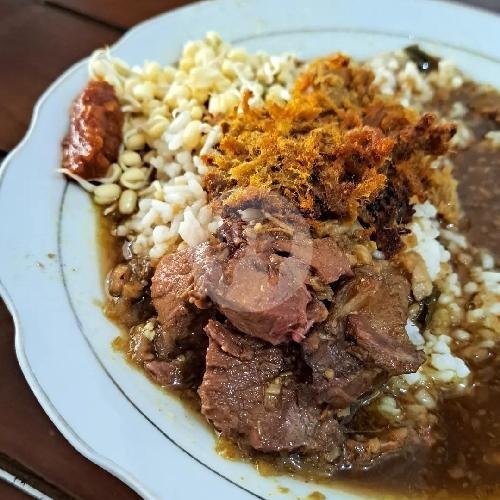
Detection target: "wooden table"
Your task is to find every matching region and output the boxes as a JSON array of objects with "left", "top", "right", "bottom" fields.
[{"left": 0, "top": 1, "right": 497, "bottom": 498}]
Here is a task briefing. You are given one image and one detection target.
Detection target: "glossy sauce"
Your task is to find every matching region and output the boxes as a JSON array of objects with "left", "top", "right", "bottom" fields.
[
  {"left": 432, "top": 82, "right": 500, "bottom": 258},
  {"left": 63, "top": 80, "right": 123, "bottom": 179}
]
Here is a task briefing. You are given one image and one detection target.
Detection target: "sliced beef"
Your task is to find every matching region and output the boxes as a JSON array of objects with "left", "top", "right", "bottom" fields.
[
  {"left": 340, "top": 266, "right": 425, "bottom": 374},
  {"left": 199, "top": 320, "right": 344, "bottom": 454},
  {"left": 145, "top": 350, "right": 205, "bottom": 389},
  {"left": 148, "top": 246, "right": 216, "bottom": 389},
  {"left": 151, "top": 244, "right": 213, "bottom": 355},
  {"left": 303, "top": 265, "right": 424, "bottom": 408},
  {"left": 198, "top": 247, "right": 315, "bottom": 344},
  {"left": 62, "top": 80, "right": 123, "bottom": 179},
  {"left": 303, "top": 329, "right": 384, "bottom": 409},
  {"left": 197, "top": 227, "right": 351, "bottom": 345},
  {"left": 272, "top": 237, "right": 352, "bottom": 284}
]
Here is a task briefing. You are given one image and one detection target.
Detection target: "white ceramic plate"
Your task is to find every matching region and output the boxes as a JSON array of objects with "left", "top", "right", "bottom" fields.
[{"left": 1, "top": 0, "right": 499, "bottom": 498}]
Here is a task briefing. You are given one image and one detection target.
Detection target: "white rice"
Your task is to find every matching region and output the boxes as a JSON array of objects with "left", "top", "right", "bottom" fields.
[
  {"left": 366, "top": 50, "right": 473, "bottom": 149},
  {"left": 485, "top": 130, "right": 500, "bottom": 146},
  {"left": 408, "top": 201, "right": 450, "bottom": 281},
  {"left": 405, "top": 319, "right": 425, "bottom": 347}
]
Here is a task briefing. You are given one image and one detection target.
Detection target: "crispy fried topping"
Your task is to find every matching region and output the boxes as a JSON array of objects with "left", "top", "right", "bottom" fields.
[{"left": 205, "top": 54, "right": 456, "bottom": 256}]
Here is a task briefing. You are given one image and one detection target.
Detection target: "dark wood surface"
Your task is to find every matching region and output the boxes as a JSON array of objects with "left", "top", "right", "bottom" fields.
[
  {"left": 0, "top": 479, "right": 30, "bottom": 500},
  {"left": 48, "top": 0, "right": 190, "bottom": 29},
  {"left": 0, "top": 0, "right": 497, "bottom": 498},
  {"left": 0, "top": 0, "right": 121, "bottom": 152}
]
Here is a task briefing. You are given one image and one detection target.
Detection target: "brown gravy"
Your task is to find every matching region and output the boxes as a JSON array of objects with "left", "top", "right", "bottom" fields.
[
  {"left": 455, "top": 145, "right": 500, "bottom": 256},
  {"left": 343, "top": 354, "right": 500, "bottom": 499},
  {"left": 432, "top": 82, "right": 500, "bottom": 258}
]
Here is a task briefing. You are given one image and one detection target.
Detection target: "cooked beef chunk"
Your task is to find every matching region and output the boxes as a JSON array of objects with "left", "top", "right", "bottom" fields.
[
  {"left": 302, "top": 329, "right": 383, "bottom": 409},
  {"left": 151, "top": 244, "right": 213, "bottom": 351},
  {"left": 151, "top": 246, "right": 197, "bottom": 329},
  {"left": 198, "top": 247, "right": 315, "bottom": 344},
  {"left": 310, "top": 238, "right": 354, "bottom": 283},
  {"left": 303, "top": 265, "right": 424, "bottom": 408},
  {"left": 149, "top": 246, "right": 216, "bottom": 388},
  {"left": 187, "top": 189, "right": 352, "bottom": 344},
  {"left": 199, "top": 320, "right": 344, "bottom": 454},
  {"left": 272, "top": 237, "right": 353, "bottom": 284},
  {"left": 340, "top": 266, "right": 424, "bottom": 374},
  {"left": 145, "top": 351, "right": 205, "bottom": 389},
  {"left": 62, "top": 80, "right": 123, "bottom": 179},
  {"left": 198, "top": 220, "right": 351, "bottom": 344},
  {"left": 346, "top": 314, "right": 422, "bottom": 374},
  {"left": 203, "top": 319, "right": 255, "bottom": 360}
]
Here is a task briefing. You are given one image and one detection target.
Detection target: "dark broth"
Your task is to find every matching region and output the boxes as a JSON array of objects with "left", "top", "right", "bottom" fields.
[{"left": 432, "top": 82, "right": 500, "bottom": 259}]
